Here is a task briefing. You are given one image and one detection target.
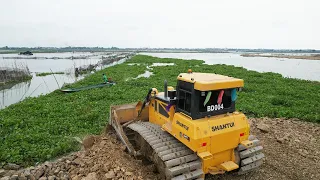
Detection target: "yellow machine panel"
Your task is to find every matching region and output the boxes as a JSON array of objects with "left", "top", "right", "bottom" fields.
[
  {"left": 158, "top": 109, "right": 251, "bottom": 174},
  {"left": 177, "top": 72, "right": 244, "bottom": 91}
]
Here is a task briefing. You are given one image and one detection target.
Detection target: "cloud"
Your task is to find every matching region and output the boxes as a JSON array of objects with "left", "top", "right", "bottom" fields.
[{"left": 0, "top": 0, "right": 319, "bottom": 49}]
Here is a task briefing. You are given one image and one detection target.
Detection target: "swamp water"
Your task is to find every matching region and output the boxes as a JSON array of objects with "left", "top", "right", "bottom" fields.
[
  {"left": 141, "top": 53, "right": 320, "bottom": 81},
  {"left": 0, "top": 52, "right": 127, "bottom": 109}
]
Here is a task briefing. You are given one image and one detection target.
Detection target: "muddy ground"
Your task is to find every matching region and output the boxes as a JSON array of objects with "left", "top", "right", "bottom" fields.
[
  {"left": 207, "top": 118, "right": 320, "bottom": 180},
  {"left": 1, "top": 118, "right": 319, "bottom": 180}
]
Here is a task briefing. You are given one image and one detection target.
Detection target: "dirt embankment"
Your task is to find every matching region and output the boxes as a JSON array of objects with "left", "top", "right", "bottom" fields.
[
  {"left": 241, "top": 53, "right": 320, "bottom": 60},
  {"left": 1, "top": 118, "right": 319, "bottom": 180}
]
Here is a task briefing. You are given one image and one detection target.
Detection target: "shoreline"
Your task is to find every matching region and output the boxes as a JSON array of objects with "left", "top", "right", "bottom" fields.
[{"left": 241, "top": 53, "right": 320, "bottom": 60}]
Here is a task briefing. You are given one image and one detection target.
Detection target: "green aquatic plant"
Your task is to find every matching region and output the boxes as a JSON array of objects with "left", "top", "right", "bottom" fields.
[{"left": 36, "top": 72, "right": 64, "bottom": 77}]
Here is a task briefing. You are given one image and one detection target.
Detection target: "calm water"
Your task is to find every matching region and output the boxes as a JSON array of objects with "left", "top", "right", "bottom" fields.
[
  {"left": 0, "top": 52, "right": 106, "bottom": 72},
  {"left": 0, "top": 73, "right": 84, "bottom": 109},
  {"left": 142, "top": 53, "right": 320, "bottom": 81},
  {"left": 0, "top": 52, "right": 126, "bottom": 109}
]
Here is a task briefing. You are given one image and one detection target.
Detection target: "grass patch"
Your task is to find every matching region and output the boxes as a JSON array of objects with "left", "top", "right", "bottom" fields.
[
  {"left": 36, "top": 72, "right": 64, "bottom": 77},
  {"left": 0, "top": 55, "right": 319, "bottom": 166}
]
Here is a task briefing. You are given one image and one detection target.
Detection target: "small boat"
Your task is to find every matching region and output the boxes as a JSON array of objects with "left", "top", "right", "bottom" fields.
[
  {"left": 60, "top": 82, "right": 115, "bottom": 93},
  {"left": 19, "top": 51, "right": 33, "bottom": 55}
]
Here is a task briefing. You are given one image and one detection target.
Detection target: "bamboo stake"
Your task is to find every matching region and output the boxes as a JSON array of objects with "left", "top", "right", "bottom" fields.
[
  {"left": 41, "top": 77, "right": 50, "bottom": 91},
  {"left": 50, "top": 69, "right": 60, "bottom": 89},
  {"left": 27, "top": 83, "right": 42, "bottom": 98}
]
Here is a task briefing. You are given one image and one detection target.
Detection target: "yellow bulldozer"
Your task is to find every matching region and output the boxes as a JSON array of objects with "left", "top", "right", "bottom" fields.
[{"left": 109, "top": 70, "right": 264, "bottom": 179}]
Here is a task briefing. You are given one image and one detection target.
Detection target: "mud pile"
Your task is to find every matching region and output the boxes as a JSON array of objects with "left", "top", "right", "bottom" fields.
[
  {"left": 0, "top": 134, "right": 159, "bottom": 180},
  {"left": 1, "top": 118, "right": 319, "bottom": 180}
]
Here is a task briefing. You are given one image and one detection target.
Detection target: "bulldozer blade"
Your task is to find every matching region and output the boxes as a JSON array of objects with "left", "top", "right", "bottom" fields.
[
  {"left": 135, "top": 101, "right": 143, "bottom": 111},
  {"left": 109, "top": 102, "right": 149, "bottom": 156},
  {"left": 122, "top": 101, "right": 149, "bottom": 127}
]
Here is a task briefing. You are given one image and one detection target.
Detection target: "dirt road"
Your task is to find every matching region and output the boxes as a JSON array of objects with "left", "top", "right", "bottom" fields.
[{"left": 1, "top": 118, "right": 319, "bottom": 180}]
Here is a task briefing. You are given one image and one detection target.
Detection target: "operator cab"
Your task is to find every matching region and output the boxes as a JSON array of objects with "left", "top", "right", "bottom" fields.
[{"left": 158, "top": 70, "right": 244, "bottom": 120}]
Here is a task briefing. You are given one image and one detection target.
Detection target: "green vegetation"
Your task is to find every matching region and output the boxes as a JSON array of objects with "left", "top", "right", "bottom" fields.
[
  {"left": 0, "top": 55, "right": 319, "bottom": 166},
  {"left": 0, "top": 62, "right": 31, "bottom": 85},
  {"left": 0, "top": 75, "right": 32, "bottom": 87},
  {"left": 36, "top": 72, "right": 64, "bottom": 77}
]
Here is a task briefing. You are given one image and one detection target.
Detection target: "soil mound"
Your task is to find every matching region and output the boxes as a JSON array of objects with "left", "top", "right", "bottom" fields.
[{"left": 1, "top": 118, "right": 319, "bottom": 180}]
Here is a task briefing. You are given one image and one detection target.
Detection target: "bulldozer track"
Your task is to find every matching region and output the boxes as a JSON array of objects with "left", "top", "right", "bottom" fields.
[
  {"left": 127, "top": 122, "right": 204, "bottom": 180},
  {"left": 205, "top": 135, "right": 264, "bottom": 179},
  {"left": 235, "top": 135, "right": 265, "bottom": 175},
  {"left": 124, "top": 121, "right": 264, "bottom": 179}
]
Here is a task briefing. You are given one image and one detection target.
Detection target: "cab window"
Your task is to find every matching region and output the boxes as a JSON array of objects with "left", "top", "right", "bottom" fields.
[
  {"left": 178, "top": 90, "right": 192, "bottom": 113},
  {"left": 154, "top": 101, "right": 158, "bottom": 111},
  {"left": 159, "top": 104, "right": 169, "bottom": 118},
  {"left": 198, "top": 89, "right": 232, "bottom": 112}
]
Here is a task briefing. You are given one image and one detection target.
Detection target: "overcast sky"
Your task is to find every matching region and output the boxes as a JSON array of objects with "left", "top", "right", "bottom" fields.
[{"left": 0, "top": 0, "right": 318, "bottom": 49}]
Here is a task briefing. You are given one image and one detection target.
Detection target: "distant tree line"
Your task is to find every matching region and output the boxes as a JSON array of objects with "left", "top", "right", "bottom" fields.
[{"left": 1, "top": 46, "right": 319, "bottom": 53}]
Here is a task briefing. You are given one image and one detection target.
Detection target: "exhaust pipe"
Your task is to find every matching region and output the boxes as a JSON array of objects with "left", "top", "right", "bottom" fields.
[{"left": 164, "top": 80, "right": 168, "bottom": 98}]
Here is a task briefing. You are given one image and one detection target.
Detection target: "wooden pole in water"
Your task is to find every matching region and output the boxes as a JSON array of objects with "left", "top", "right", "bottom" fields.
[
  {"left": 41, "top": 77, "right": 50, "bottom": 91},
  {"left": 2, "top": 89, "right": 4, "bottom": 107},
  {"left": 20, "top": 83, "right": 41, "bottom": 101},
  {"left": 50, "top": 68, "right": 60, "bottom": 89},
  {"left": 4, "top": 69, "right": 7, "bottom": 84},
  {"left": 27, "top": 83, "right": 42, "bottom": 98}
]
